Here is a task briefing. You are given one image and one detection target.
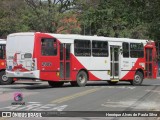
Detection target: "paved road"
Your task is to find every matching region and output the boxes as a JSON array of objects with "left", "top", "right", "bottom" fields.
[{"left": 0, "top": 79, "right": 160, "bottom": 120}]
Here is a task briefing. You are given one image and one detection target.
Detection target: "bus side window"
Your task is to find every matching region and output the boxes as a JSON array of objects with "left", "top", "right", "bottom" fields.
[
  {"left": 92, "top": 41, "right": 108, "bottom": 57},
  {"left": 130, "top": 43, "right": 144, "bottom": 58},
  {"left": 0, "top": 46, "right": 2, "bottom": 59},
  {"left": 122, "top": 42, "right": 129, "bottom": 58},
  {"left": 74, "top": 39, "right": 91, "bottom": 57}
]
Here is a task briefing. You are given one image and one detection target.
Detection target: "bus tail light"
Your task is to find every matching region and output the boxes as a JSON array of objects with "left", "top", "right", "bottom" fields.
[
  {"left": 31, "top": 62, "right": 35, "bottom": 69},
  {"left": 31, "top": 59, "right": 36, "bottom": 70},
  {"left": 108, "top": 70, "right": 110, "bottom": 75}
]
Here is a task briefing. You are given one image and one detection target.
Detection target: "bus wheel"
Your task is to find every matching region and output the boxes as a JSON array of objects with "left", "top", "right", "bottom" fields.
[
  {"left": 107, "top": 81, "right": 118, "bottom": 85},
  {"left": 76, "top": 71, "right": 88, "bottom": 87},
  {"left": 48, "top": 81, "right": 64, "bottom": 87},
  {"left": 0, "top": 71, "right": 13, "bottom": 85},
  {"left": 131, "top": 71, "right": 143, "bottom": 86}
]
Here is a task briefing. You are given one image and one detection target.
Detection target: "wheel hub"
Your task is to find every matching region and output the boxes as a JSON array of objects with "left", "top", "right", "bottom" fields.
[
  {"left": 79, "top": 75, "right": 85, "bottom": 83},
  {"left": 135, "top": 75, "right": 141, "bottom": 83},
  {"left": 2, "top": 75, "right": 8, "bottom": 82}
]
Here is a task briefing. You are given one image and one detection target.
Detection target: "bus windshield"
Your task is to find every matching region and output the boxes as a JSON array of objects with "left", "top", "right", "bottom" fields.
[{"left": 41, "top": 38, "right": 57, "bottom": 56}]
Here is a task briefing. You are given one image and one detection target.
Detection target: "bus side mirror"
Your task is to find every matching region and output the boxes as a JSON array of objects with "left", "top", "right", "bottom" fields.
[
  {"left": 119, "top": 49, "right": 123, "bottom": 54},
  {"left": 154, "top": 55, "right": 160, "bottom": 62}
]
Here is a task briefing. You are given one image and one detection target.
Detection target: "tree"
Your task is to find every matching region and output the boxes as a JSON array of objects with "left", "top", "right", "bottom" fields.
[
  {"left": 0, "top": 0, "right": 29, "bottom": 38},
  {"left": 1, "top": 0, "right": 160, "bottom": 40},
  {"left": 24, "top": 0, "right": 80, "bottom": 33},
  {"left": 78, "top": 0, "right": 159, "bottom": 40},
  {"left": 0, "top": 0, "right": 81, "bottom": 38}
]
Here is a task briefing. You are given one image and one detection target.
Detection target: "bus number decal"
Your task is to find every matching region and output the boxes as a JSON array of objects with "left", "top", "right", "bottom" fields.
[{"left": 42, "top": 62, "right": 52, "bottom": 67}]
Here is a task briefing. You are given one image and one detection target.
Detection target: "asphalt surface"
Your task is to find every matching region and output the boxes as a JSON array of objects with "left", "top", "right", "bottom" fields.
[{"left": 0, "top": 79, "right": 160, "bottom": 120}]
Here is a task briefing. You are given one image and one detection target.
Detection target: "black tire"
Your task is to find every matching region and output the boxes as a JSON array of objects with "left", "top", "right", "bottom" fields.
[
  {"left": 107, "top": 81, "right": 118, "bottom": 85},
  {"left": 131, "top": 71, "right": 143, "bottom": 86},
  {"left": 48, "top": 81, "right": 64, "bottom": 87},
  {"left": 70, "top": 81, "right": 78, "bottom": 86},
  {"left": 0, "top": 71, "right": 13, "bottom": 85},
  {"left": 11, "top": 80, "right": 15, "bottom": 84},
  {"left": 76, "top": 71, "right": 88, "bottom": 87}
]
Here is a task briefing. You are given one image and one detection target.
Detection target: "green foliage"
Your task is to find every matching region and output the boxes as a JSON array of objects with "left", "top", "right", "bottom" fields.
[
  {"left": 79, "top": 0, "right": 160, "bottom": 40},
  {"left": 0, "top": 0, "right": 79, "bottom": 38},
  {"left": 0, "top": 0, "right": 29, "bottom": 37},
  {"left": 0, "top": 0, "right": 160, "bottom": 41}
]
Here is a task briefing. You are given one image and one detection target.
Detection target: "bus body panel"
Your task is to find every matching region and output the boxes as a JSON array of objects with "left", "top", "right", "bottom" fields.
[
  {"left": 6, "top": 32, "right": 158, "bottom": 83},
  {"left": 74, "top": 57, "right": 110, "bottom": 80},
  {"left": 0, "top": 40, "right": 13, "bottom": 85},
  {"left": 6, "top": 33, "right": 39, "bottom": 78},
  {"left": 34, "top": 33, "right": 60, "bottom": 80},
  {"left": 70, "top": 54, "right": 101, "bottom": 81},
  {"left": 121, "top": 58, "right": 145, "bottom": 80}
]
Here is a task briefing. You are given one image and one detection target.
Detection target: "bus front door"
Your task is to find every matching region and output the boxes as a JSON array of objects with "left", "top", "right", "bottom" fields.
[
  {"left": 110, "top": 46, "right": 120, "bottom": 80},
  {"left": 60, "top": 43, "right": 71, "bottom": 80},
  {"left": 145, "top": 48, "right": 153, "bottom": 78}
]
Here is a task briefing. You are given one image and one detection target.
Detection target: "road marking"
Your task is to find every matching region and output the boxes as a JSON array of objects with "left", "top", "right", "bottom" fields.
[
  {"left": 88, "top": 86, "right": 136, "bottom": 89},
  {"left": 0, "top": 103, "right": 68, "bottom": 111},
  {"left": 28, "top": 102, "right": 41, "bottom": 104},
  {"left": 51, "top": 88, "right": 102, "bottom": 104}
]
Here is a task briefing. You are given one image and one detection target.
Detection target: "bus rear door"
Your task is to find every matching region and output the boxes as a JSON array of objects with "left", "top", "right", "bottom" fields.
[
  {"left": 60, "top": 43, "right": 71, "bottom": 80},
  {"left": 110, "top": 45, "right": 121, "bottom": 80}
]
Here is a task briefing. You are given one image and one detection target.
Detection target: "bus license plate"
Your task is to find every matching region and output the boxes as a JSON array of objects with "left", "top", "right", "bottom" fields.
[{"left": 14, "top": 71, "right": 22, "bottom": 76}]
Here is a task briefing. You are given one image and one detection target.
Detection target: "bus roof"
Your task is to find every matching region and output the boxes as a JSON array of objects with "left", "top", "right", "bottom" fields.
[
  {"left": 50, "top": 33, "right": 148, "bottom": 43},
  {"left": 7, "top": 32, "right": 149, "bottom": 43},
  {"left": 7, "top": 32, "right": 35, "bottom": 37}
]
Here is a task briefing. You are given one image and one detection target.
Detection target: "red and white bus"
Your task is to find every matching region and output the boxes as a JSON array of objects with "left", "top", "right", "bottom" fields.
[
  {"left": 0, "top": 39, "right": 12, "bottom": 85},
  {"left": 6, "top": 32, "right": 158, "bottom": 86}
]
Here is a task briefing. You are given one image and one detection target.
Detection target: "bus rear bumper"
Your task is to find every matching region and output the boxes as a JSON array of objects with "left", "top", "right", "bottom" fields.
[{"left": 6, "top": 70, "right": 40, "bottom": 79}]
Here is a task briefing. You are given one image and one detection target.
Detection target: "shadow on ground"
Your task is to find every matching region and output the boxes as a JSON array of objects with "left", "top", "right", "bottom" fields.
[{"left": 1, "top": 79, "right": 160, "bottom": 90}]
